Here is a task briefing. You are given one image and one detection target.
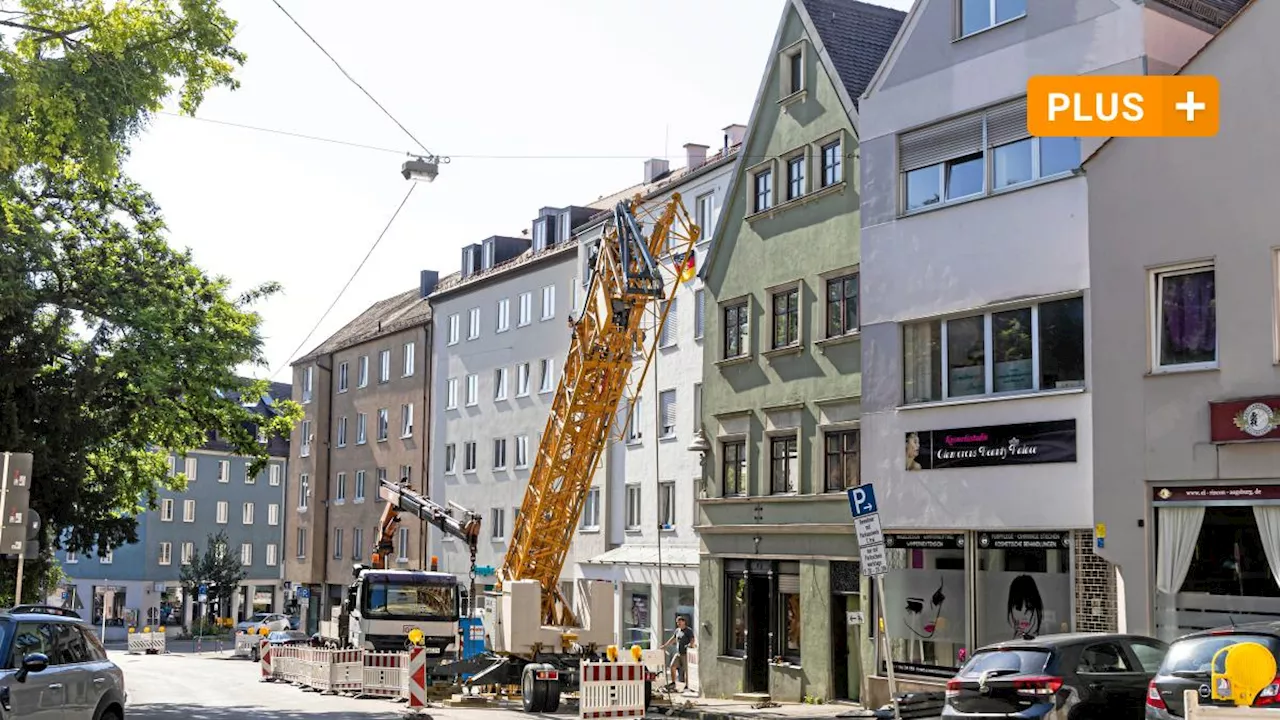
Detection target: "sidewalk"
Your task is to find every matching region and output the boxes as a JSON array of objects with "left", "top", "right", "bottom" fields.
[{"left": 651, "top": 696, "right": 875, "bottom": 720}]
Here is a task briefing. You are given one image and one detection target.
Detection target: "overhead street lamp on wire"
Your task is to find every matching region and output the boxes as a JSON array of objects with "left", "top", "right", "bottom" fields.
[{"left": 402, "top": 153, "right": 450, "bottom": 182}]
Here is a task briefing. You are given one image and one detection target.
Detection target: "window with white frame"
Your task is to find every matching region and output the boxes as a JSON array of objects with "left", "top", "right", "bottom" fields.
[
  {"left": 337, "top": 416, "right": 348, "bottom": 447},
  {"left": 356, "top": 413, "right": 367, "bottom": 444},
  {"left": 217, "top": 460, "right": 229, "bottom": 483},
  {"left": 958, "top": 0, "right": 1026, "bottom": 37},
  {"left": 464, "top": 441, "right": 477, "bottom": 472},
  {"left": 269, "top": 503, "right": 279, "bottom": 526},
  {"left": 1151, "top": 262, "right": 1217, "bottom": 371},
  {"left": 355, "top": 470, "right": 366, "bottom": 501},
  {"left": 469, "top": 307, "right": 481, "bottom": 339},
  {"left": 659, "top": 481, "right": 676, "bottom": 528},
  {"left": 377, "top": 408, "right": 389, "bottom": 441},
  {"left": 216, "top": 501, "right": 228, "bottom": 524},
  {"left": 299, "top": 473, "right": 310, "bottom": 510},
  {"left": 695, "top": 290, "right": 706, "bottom": 339},
  {"left": 659, "top": 389, "right": 676, "bottom": 438},
  {"left": 539, "top": 359, "right": 555, "bottom": 393},
  {"left": 245, "top": 463, "right": 256, "bottom": 484},
  {"left": 541, "top": 285, "right": 555, "bottom": 320},
  {"left": 628, "top": 396, "right": 643, "bottom": 442},
  {"left": 183, "top": 499, "right": 195, "bottom": 522},
  {"left": 333, "top": 528, "right": 344, "bottom": 559},
  {"left": 403, "top": 342, "right": 415, "bottom": 376},
  {"left": 445, "top": 444, "right": 457, "bottom": 474},
  {"left": 515, "top": 435, "right": 529, "bottom": 468},
  {"left": 448, "top": 314, "right": 460, "bottom": 345},
  {"left": 160, "top": 498, "right": 174, "bottom": 522},
  {"left": 786, "top": 153, "right": 806, "bottom": 201},
  {"left": 300, "top": 420, "right": 312, "bottom": 457},
  {"left": 159, "top": 542, "right": 172, "bottom": 566},
  {"left": 302, "top": 366, "right": 313, "bottom": 403},
  {"left": 167, "top": 456, "right": 177, "bottom": 477},
  {"left": 465, "top": 374, "right": 478, "bottom": 406},
  {"left": 269, "top": 464, "right": 281, "bottom": 486},
  {"left": 517, "top": 363, "right": 530, "bottom": 396},
  {"left": 296, "top": 528, "right": 307, "bottom": 559},
  {"left": 519, "top": 292, "right": 533, "bottom": 326},
  {"left": 491, "top": 507, "right": 506, "bottom": 540},
  {"left": 494, "top": 368, "right": 508, "bottom": 400},
  {"left": 399, "top": 464, "right": 412, "bottom": 485},
  {"left": 336, "top": 472, "right": 347, "bottom": 502},
  {"left": 397, "top": 527, "right": 410, "bottom": 561},
  {"left": 401, "top": 403, "right": 414, "bottom": 437},
  {"left": 241, "top": 543, "right": 252, "bottom": 566},
  {"left": 821, "top": 139, "right": 843, "bottom": 188},
  {"left": 446, "top": 378, "right": 458, "bottom": 409},
  {"left": 65, "top": 550, "right": 77, "bottom": 564},
  {"left": 493, "top": 438, "right": 507, "bottom": 469},
  {"left": 902, "top": 295, "right": 1085, "bottom": 404},
  {"left": 752, "top": 168, "right": 773, "bottom": 213},
  {"left": 338, "top": 361, "right": 349, "bottom": 392},
  {"left": 498, "top": 298, "right": 511, "bottom": 332},
  {"left": 696, "top": 192, "right": 716, "bottom": 242},
  {"left": 353, "top": 528, "right": 363, "bottom": 560},
  {"left": 581, "top": 487, "right": 600, "bottom": 529},
  {"left": 900, "top": 96, "right": 1078, "bottom": 214},
  {"left": 781, "top": 41, "right": 805, "bottom": 96},
  {"left": 184, "top": 456, "right": 197, "bottom": 481},
  {"left": 379, "top": 349, "right": 391, "bottom": 383},
  {"left": 572, "top": 277, "right": 582, "bottom": 313},
  {"left": 660, "top": 298, "right": 677, "bottom": 347},
  {"left": 772, "top": 286, "right": 800, "bottom": 348},
  {"left": 100, "top": 548, "right": 113, "bottom": 564},
  {"left": 625, "top": 485, "right": 642, "bottom": 530},
  {"left": 182, "top": 542, "right": 194, "bottom": 565},
  {"left": 266, "top": 543, "right": 278, "bottom": 567},
  {"left": 770, "top": 435, "right": 799, "bottom": 494},
  {"left": 242, "top": 502, "right": 254, "bottom": 524}
]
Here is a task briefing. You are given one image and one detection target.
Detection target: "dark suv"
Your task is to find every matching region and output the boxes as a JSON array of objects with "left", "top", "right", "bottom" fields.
[
  {"left": 0, "top": 605, "right": 127, "bottom": 719},
  {"left": 1146, "top": 622, "right": 1280, "bottom": 718}
]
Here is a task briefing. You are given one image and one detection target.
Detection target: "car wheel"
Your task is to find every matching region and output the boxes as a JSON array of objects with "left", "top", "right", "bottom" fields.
[
  {"left": 97, "top": 706, "right": 123, "bottom": 720},
  {"left": 251, "top": 646, "right": 259, "bottom": 662}
]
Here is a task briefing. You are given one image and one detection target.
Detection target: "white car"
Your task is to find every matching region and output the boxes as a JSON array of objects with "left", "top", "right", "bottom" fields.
[{"left": 235, "top": 613, "right": 290, "bottom": 635}]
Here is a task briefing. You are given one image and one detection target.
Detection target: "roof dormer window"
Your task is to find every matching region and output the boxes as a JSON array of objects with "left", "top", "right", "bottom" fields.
[{"left": 779, "top": 40, "right": 807, "bottom": 105}]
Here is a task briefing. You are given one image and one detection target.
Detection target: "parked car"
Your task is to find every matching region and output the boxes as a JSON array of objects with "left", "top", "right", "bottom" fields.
[
  {"left": 1146, "top": 622, "right": 1280, "bottom": 718},
  {"left": 0, "top": 604, "right": 127, "bottom": 719},
  {"left": 234, "top": 612, "right": 291, "bottom": 635},
  {"left": 944, "top": 632, "right": 1168, "bottom": 720}
]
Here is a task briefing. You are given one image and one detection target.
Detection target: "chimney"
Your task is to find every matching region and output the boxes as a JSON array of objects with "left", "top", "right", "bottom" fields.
[
  {"left": 684, "top": 143, "right": 709, "bottom": 170},
  {"left": 644, "top": 158, "right": 670, "bottom": 183},
  {"left": 723, "top": 124, "right": 747, "bottom": 151},
  {"left": 419, "top": 269, "right": 439, "bottom": 298}
]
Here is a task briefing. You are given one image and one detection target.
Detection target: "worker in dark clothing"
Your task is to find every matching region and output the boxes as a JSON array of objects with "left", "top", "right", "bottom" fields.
[{"left": 662, "top": 615, "right": 696, "bottom": 692}]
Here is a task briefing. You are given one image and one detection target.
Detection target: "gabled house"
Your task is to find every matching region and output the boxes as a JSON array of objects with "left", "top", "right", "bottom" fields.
[{"left": 695, "top": 0, "right": 904, "bottom": 704}]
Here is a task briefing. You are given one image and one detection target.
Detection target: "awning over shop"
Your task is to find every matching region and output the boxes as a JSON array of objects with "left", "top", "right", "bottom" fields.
[{"left": 585, "top": 545, "right": 699, "bottom": 568}]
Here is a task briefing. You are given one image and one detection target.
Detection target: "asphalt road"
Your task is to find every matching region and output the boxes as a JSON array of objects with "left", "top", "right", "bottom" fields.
[{"left": 111, "top": 649, "right": 554, "bottom": 720}]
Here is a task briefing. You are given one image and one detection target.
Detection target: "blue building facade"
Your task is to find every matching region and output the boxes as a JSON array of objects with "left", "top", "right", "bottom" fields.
[{"left": 54, "top": 382, "right": 291, "bottom": 630}]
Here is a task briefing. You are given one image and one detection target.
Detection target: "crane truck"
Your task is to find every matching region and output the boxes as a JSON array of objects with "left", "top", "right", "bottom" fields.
[{"left": 375, "top": 193, "right": 700, "bottom": 711}]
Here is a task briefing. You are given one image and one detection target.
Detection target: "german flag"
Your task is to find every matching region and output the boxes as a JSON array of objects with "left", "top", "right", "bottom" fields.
[{"left": 677, "top": 252, "right": 696, "bottom": 284}]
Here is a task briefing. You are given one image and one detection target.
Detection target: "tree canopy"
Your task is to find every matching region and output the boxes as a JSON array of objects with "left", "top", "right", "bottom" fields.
[
  {"left": 179, "top": 531, "right": 246, "bottom": 615},
  {"left": 0, "top": 0, "right": 301, "bottom": 579}
]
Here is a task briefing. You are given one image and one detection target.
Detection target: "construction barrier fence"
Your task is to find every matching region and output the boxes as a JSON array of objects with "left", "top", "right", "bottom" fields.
[
  {"left": 579, "top": 660, "right": 647, "bottom": 720},
  {"left": 125, "top": 629, "right": 166, "bottom": 654},
  {"left": 1184, "top": 691, "right": 1269, "bottom": 718}
]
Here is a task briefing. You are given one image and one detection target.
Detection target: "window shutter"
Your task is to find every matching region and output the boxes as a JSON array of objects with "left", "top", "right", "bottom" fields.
[
  {"left": 898, "top": 112, "right": 984, "bottom": 172},
  {"left": 661, "top": 392, "right": 676, "bottom": 430},
  {"left": 662, "top": 299, "right": 677, "bottom": 345},
  {"left": 986, "top": 97, "right": 1030, "bottom": 148},
  {"left": 777, "top": 574, "right": 800, "bottom": 594}
]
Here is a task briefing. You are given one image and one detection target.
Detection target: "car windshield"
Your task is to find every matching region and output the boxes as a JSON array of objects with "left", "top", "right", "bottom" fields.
[
  {"left": 1162, "top": 634, "right": 1280, "bottom": 675},
  {"left": 959, "top": 648, "right": 1052, "bottom": 677},
  {"left": 363, "top": 581, "right": 457, "bottom": 620}
]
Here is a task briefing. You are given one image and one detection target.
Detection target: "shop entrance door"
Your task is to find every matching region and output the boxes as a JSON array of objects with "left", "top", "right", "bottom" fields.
[
  {"left": 831, "top": 594, "right": 862, "bottom": 701},
  {"left": 745, "top": 576, "right": 770, "bottom": 692}
]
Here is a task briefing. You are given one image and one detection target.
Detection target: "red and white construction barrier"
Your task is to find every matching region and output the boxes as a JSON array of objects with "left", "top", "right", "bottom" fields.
[
  {"left": 361, "top": 651, "right": 408, "bottom": 699},
  {"left": 579, "top": 661, "right": 646, "bottom": 719},
  {"left": 406, "top": 646, "right": 429, "bottom": 708},
  {"left": 259, "top": 639, "right": 273, "bottom": 681},
  {"left": 326, "top": 648, "right": 364, "bottom": 694}
]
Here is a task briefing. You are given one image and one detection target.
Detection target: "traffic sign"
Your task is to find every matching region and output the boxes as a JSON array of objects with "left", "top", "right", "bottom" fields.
[
  {"left": 296, "top": 586, "right": 310, "bottom": 600},
  {"left": 0, "top": 453, "right": 33, "bottom": 554},
  {"left": 855, "top": 513, "right": 884, "bottom": 548},
  {"left": 198, "top": 583, "right": 208, "bottom": 603},
  {"left": 860, "top": 541, "right": 889, "bottom": 576},
  {"left": 848, "top": 483, "right": 888, "bottom": 578},
  {"left": 847, "top": 484, "right": 878, "bottom": 518}
]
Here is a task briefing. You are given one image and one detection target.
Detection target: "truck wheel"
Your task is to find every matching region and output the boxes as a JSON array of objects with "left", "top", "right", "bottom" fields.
[
  {"left": 544, "top": 678, "right": 561, "bottom": 712},
  {"left": 521, "top": 664, "right": 548, "bottom": 712}
]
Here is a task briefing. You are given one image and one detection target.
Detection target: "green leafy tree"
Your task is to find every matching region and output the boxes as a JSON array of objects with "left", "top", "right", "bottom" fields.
[
  {"left": 0, "top": 1, "right": 301, "bottom": 575},
  {"left": 179, "top": 531, "right": 246, "bottom": 621}
]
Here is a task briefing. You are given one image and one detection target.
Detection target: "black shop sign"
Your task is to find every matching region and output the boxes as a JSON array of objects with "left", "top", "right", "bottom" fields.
[
  {"left": 977, "top": 532, "right": 1070, "bottom": 550},
  {"left": 884, "top": 534, "right": 965, "bottom": 550},
  {"left": 905, "top": 419, "right": 1077, "bottom": 471}
]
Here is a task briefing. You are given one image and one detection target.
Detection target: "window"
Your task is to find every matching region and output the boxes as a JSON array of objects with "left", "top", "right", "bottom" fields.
[
  {"left": 302, "top": 366, "right": 313, "bottom": 403},
  {"left": 770, "top": 435, "right": 798, "bottom": 494},
  {"left": 539, "top": 359, "right": 555, "bottom": 393},
  {"left": 295, "top": 528, "right": 307, "bottom": 559},
  {"left": 65, "top": 550, "right": 78, "bottom": 564},
  {"left": 217, "top": 460, "right": 229, "bottom": 483},
  {"left": 353, "top": 528, "right": 363, "bottom": 560},
  {"left": 494, "top": 368, "right": 508, "bottom": 400},
  {"left": 379, "top": 349, "right": 391, "bottom": 383},
  {"left": 236, "top": 542, "right": 249, "bottom": 566},
  {"left": 959, "top": 0, "right": 1026, "bottom": 37},
  {"left": 901, "top": 97, "right": 1078, "bottom": 213},
  {"left": 216, "top": 501, "right": 228, "bottom": 524},
  {"left": 335, "top": 472, "right": 348, "bottom": 502},
  {"left": 448, "top": 314, "right": 460, "bottom": 345},
  {"left": 786, "top": 155, "right": 805, "bottom": 201},
  {"left": 184, "top": 456, "right": 197, "bottom": 481},
  {"left": 581, "top": 487, "right": 600, "bottom": 529},
  {"left": 357, "top": 355, "right": 369, "bottom": 387},
  {"left": 159, "top": 542, "right": 172, "bottom": 566},
  {"left": 445, "top": 444, "right": 457, "bottom": 474},
  {"left": 497, "top": 298, "right": 511, "bottom": 332},
  {"left": 468, "top": 307, "right": 480, "bottom": 339},
  {"left": 376, "top": 467, "right": 387, "bottom": 492},
  {"left": 300, "top": 420, "right": 312, "bottom": 457},
  {"left": 625, "top": 485, "right": 642, "bottom": 530},
  {"left": 337, "top": 416, "right": 348, "bottom": 447},
  {"left": 299, "top": 474, "right": 310, "bottom": 510},
  {"left": 1152, "top": 263, "right": 1216, "bottom": 371},
  {"left": 401, "top": 403, "right": 414, "bottom": 437},
  {"left": 465, "top": 374, "right": 478, "bottom": 406},
  {"left": 825, "top": 430, "right": 860, "bottom": 492},
  {"left": 356, "top": 413, "right": 367, "bottom": 444},
  {"left": 333, "top": 529, "right": 343, "bottom": 559},
  {"left": 515, "top": 435, "right": 529, "bottom": 468},
  {"left": 338, "top": 362, "right": 349, "bottom": 392},
  {"left": 519, "top": 292, "right": 533, "bottom": 326},
  {"left": 826, "top": 274, "right": 859, "bottom": 337},
  {"left": 242, "top": 502, "right": 254, "bottom": 524},
  {"left": 268, "top": 503, "right": 279, "bottom": 526},
  {"left": 101, "top": 548, "right": 113, "bottom": 564},
  {"left": 783, "top": 45, "right": 804, "bottom": 95},
  {"left": 778, "top": 575, "right": 801, "bottom": 662},
  {"left": 269, "top": 464, "right": 280, "bottom": 486},
  {"left": 902, "top": 296, "right": 1085, "bottom": 404},
  {"left": 821, "top": 139, "right": 843, "bottom": 187},
  {"left": 377, "top": 408, "right": 389, "bottom": 441},
  {"left": 464, "top": 441, "right": 477, "bottom": 472},
  {"left": 355, "top": 470, "right": 366, "bottom": 501},
  {"left": 696, "top": 192, "right": 716, "bottom": 242},
  {"left": 403, "top": 342, "right": 415, "bottom": 376},
  {"left": 493, "top": 438, "right": 507, "bottom": 469},
  {"left": 517, "top": 363, "right": 531, "bottom": 396},
  {"left": 659, "top": 481, "right": 675, "bottom": 528},
  {"left": 182, "top": 542, "right": 195, "bottom": 565},
  {"left": 772, "top": 287, "right": 799, "bottom": 348},
  {"left": 540, "top": 285, "right": 556, "bottom": 320},
  {"left": 753, "top": 168, "right": 773, "bottom": 213},
  {"left": 183, "top": 499, "right": 195, "bottom": 522},
  {"left": 723, "top": 301, "right": 749, "bottom": 359},
  {"left": 491, "top": 508, "right": 506, "bottom": 540},
  {"left": 975, "top": 537, "right": 1069, "bottom": 647},
  {"left": 397, "top": 527, "right": 410, "bottom": 561},
  {"left": 446, "top": 378, "right": 458, "bottom": 409},
  {"left": 695, "top": 290, "right": 706, "bottom": 339},
  {"left": 160, "top": 498, "right": 174, "bottom": 522},
  {"left": 659, "top": 390, "right": 676, "bottom": 438},
  {"left": 726, "top": 575, "right": 746, "bottom": 655},
  {"left": 399, "top": 464, "right": 412, "bottom": 484},
  {"left": 266, "top": 544, "right": 278, "bottom": 567},
  {"left": 627, "top": 396, "right": 643, "bottom": 442},
  {"left": 659, "top": 298, "right": 677, "bottom": 347}
]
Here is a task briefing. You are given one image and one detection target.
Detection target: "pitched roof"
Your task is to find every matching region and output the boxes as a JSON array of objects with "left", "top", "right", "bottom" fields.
[
  {"left": 801, "top": 0, "right": 907, "bottom": 110},
  {"left": 296, "top": 287, "right": 430, "bottom": 363}
]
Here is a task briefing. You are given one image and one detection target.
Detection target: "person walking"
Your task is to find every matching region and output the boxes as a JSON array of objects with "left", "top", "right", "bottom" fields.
[{"left": 661, "top": 615, "right": 696, "bottom": 693}]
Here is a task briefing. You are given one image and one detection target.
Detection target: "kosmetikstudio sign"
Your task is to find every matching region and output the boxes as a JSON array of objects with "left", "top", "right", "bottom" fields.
[{"left": 905, "top": 419, "right": 1077, "bottom": 471}]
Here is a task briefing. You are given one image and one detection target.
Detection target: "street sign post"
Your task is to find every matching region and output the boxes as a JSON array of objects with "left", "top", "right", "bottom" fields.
[
  {"left": 198, "top": 584, "right": 208, "bottom": 603},
  {"left": 848, "top": 483, "right": 899, "bottom": 720}
]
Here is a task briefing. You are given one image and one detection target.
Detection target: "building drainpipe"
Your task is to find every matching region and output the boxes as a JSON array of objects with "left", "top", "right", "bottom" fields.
[
  {"left": 420, "top": 323, "right": 432, "bottom": 571},
  {"left": 317, "top": 353, "right": 334, "bottom": 630}
]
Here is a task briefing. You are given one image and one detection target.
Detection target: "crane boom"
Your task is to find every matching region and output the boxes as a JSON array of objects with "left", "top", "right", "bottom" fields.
[
  {"left": 499, "top": 193, "right": 699, "bottom": 625},
  {"left": 374, "top": 478, "right": 482, "bottom": 571}
]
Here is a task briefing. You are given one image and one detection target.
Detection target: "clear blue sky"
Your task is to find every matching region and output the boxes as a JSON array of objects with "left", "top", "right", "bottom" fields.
[{"left": 124, "top": 0, "right": 913, "bottom": 382}]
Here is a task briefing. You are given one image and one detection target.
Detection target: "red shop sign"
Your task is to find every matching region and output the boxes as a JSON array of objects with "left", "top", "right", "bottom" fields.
[
  {"left": 1153, "top": 485, "right": 1280, "bottom": 504},
  {"left": 1209, "top": 396, "right": 1280, "bottom": 443}
]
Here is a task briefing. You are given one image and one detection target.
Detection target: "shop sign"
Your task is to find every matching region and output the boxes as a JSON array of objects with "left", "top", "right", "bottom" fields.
[
  {"left": 884, "top": 533, "right": 965, "bottom": 550},
  {"left": 977, "top": 532, "right": 1070, "bottom": 550},
  {"left": 1153, "top": 485, "right": 1280, "bottom": 505},
  {"left": 886, "top": 660, "right": 957, "bottom": 679},
  {"left": 1210, "top": 396, "right": 1280, "bottom": 442},
  {"left": 906, "top": 420, "right": 1076, "bottom": 471}
]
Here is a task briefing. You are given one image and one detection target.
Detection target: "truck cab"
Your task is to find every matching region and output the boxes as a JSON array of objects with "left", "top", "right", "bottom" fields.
[{"left": 335, "top": 567, "right": 462, "bottom": 655}]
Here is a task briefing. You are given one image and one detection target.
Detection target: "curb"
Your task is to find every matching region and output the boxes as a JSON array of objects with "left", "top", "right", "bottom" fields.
[{"left": 651, "top": 705, "right": 877, "bottom": 720}]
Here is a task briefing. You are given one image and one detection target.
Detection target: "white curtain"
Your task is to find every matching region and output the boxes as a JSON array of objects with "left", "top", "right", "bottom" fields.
[
  {"left": 1156, "top": 506, "right": 1205, "bottom": 595},
  {"left": 1254, "top": 507, "right": 1280, "bottom": 589}
]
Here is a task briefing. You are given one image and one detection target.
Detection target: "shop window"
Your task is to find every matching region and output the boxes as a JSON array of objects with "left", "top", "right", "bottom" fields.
[
  {"left": 662, "top": 586, "right": 696, "bottom": 651},
  {"left": 1178, "top": 506, "right": 1280, "bottom": 599},
  {"left": 882, "top": 535, "right": 967, "bottom": 678},
  {"left": 975, "top": 534, "right": 1072, "bottom": 648},
  {"left": 726, "top": 575, "right": 747, "bottom": 656},
  {"left": 625, "top": 585, "right": 651, "bottom": 647},
  {"left": 778, "top": 573, "right": 801, "bottom": 663}
]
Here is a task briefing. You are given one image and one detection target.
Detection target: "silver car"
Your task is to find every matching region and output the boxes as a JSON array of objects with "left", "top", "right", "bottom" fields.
[{"left": 1, "top": 605, "right": 126, "bottom": 719}]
